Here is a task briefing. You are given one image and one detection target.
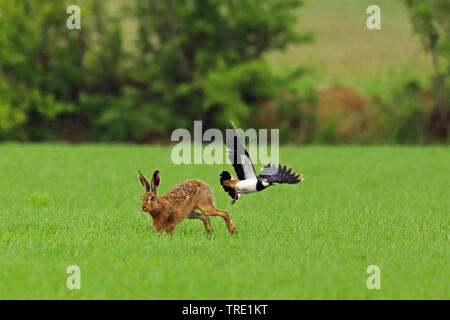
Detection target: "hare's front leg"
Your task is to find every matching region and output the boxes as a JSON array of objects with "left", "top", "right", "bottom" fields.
[
  {"left": 166, "top": 226, "right": 175, "bottom": 235},
  {"left": 198, "top": 203, "right": 236, "bottom": 235},
  {"left": 188, "top": 211, "right": 213, "bottom": 235},
  {"left": 153, "top": 220, "right": 174, "bottom": 235}
]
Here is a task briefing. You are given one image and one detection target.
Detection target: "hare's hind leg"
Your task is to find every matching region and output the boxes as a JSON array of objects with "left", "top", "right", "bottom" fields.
[
  {"left": 198, "top": 203, "right": 236, "bottom": 235},
  {"left": 188, "top": 210, "right": 213, "bottom": 235}
]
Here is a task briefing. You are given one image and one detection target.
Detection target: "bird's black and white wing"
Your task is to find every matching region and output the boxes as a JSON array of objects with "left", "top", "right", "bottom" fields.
[
  {"left": 225, "top": 126, "right": 257, "bottom": 181},
  {"left": 258, "top": 164, "right": 303, "bottom": 184}
]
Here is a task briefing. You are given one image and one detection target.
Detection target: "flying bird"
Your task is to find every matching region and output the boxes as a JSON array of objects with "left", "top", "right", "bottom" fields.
[{"left": 220, "top": 125, "right": 304, "bottom": 204}]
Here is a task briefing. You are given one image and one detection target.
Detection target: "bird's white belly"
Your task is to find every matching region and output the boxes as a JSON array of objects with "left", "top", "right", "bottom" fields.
[{"left": 236, "top": 179, "right": 258, "bottom": 194}]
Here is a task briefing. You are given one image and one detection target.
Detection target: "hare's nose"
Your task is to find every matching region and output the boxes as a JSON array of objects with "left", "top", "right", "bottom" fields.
[{"left": 140, "top": 206, "right": 145, "bottom": 211}]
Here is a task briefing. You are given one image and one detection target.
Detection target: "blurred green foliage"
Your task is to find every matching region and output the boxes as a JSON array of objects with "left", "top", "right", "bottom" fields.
[
  {"left": 403, "top": 0, "right": 449, "bottom": 74},
  {"left": 0, "top": 0, "right": 312, "bottom": 142},
  {"left": 0, "top": 0, "right": 447, "bottom": 143},
  {"left": 402, "top": 0, "right": 449, "bottom": 142},
  {"left": 374, "top": 81, "right": 428, "bottom": 144}
]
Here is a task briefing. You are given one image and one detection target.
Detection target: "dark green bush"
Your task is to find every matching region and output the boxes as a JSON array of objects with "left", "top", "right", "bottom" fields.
[
  {"left": 375, "top": 81, "right": 429, "bottom": 144},
  {"left": 0, "top": 0, "right": 310, "bottom": 142},
  {"left": 402, "top": 0, "right": 450, "bottom": 141}
]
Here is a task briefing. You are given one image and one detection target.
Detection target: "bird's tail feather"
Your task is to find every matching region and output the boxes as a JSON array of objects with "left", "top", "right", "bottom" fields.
[{"left": 220, "top": 170, "right": 236, "bottom": 200}]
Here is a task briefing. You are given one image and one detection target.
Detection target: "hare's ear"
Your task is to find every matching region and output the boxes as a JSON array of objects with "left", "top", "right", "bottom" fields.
[
  {"left": 138, "top": 170, "right": 150, "bottom": 192},
  {"left": 151, "top": 170, "right": 160, "bottom": 193}
]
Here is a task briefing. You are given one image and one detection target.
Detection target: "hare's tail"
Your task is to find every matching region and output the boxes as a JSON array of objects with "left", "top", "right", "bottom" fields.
[{"left": 220, "top": 170, "right": 237, "bottom": 200}]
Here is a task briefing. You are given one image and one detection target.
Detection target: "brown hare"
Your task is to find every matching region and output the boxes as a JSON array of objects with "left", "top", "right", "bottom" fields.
[{"left": 138, "top": 170, "right": 236, "bottom": 235}]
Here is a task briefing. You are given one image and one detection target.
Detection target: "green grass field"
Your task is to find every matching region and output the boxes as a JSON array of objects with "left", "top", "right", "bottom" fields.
[{"left": 0, "top": 144, "right": 448, "bottom": 299}]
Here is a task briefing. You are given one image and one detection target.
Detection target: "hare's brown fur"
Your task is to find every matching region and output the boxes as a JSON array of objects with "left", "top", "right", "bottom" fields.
[{"left": 139, "top": 170, "right": 235, "bottom": 235}]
